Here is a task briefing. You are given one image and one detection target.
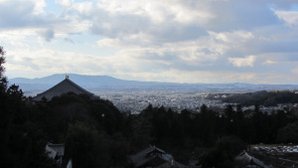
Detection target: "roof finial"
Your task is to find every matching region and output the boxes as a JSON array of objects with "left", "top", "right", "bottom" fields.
[{"left": 65, "top": 74, "right": 69, "bottom": 79}]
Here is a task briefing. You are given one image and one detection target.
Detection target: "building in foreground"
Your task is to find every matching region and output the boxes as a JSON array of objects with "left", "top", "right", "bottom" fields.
[
  {"left": 34, "top": 75, "right": 94, "bottom": 101},
  {"left": 234, "top": 151, "right": 270, "bottom": 168},
  {"left": 129, "top": 145, "right": 187, "bottom": 168},
  {"left": 45, "top": 142, "right": 65, "bottom": 166}
]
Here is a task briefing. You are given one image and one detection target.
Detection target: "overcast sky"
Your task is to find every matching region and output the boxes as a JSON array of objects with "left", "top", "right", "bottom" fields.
[{"left": 1, "top": 0, "right": 298, "bottom": 84}]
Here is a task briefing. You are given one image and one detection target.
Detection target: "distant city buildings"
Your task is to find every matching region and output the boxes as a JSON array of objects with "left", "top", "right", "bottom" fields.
[
  {"left": 99, "top": 91, "right": 220, "bottom": 113},
  {"left": 100, "top": 91, "right": 298, "bottom": 114}
]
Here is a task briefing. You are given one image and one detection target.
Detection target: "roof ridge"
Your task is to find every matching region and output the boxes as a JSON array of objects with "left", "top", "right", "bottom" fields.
[
  {"left": 34, "top": 78, "right": 94, "bottom": 101},
  {"left": 63, "top": 78, "right": 93, "bottom": 95}
]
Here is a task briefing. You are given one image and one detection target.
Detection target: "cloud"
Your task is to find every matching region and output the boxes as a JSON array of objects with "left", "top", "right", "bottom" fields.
[
  {"left": 88, "top": 0, "right": 210, "bottom": 44},
  {"left": 97, "top": 0, "right": 214, "bottom": 24},
  {"left": 264, "top": 59, "right": 277, "bottom": 65},
  {"left": 2, "top": 0, "right": 298, "bottom": 84},
  {"left": 57, "top": 0, "right": 72, "bottom": 7},
  {"left": 0, "top": 0, "right": 90, "bottom": 42},
  {"left": 0, "top": 1, "right": 56, "bottom": 29},
  {"left": 228, "top": 56, "right": 256, "bottom": 68},
  {"left": 39, "top": 29, "right": 55, "bottom": 42},
  {"left": 275, "top": 10, "right": 298, "bottom": 26}
]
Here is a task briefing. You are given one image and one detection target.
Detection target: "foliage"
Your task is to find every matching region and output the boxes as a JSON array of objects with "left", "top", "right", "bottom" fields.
[
  {"left": 64, "top": 122, "right": 110, "bottom": 168},
  {"left": 0, "top": 47, "right": 57, "bottom": 168},
  {"left": 223, "top": 90, "right": 298, "bottom": 106},
  {"left": 0, "top": 46, "right": 7, "bottom": 95},
  {"left": 277, "top": 122, "right": 298, "bottom": 143},
  {"left": 200, "top": 136, "right": 246, "bottom": 168}
]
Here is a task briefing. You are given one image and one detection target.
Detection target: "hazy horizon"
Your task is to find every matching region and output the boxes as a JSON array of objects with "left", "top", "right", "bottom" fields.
[
  {"left": 1, "top": 1, "right": 298, "bottom": 84},
  {"left": 9, "top": 72, "right": 298, "bottom": 86}
]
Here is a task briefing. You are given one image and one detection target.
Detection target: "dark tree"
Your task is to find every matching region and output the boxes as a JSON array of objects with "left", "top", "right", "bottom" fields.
[
  {"left": 277, "top": 122, "right": 298, "bottom": 143},
  {"left": 0, "top": 46, "right": 56, "bottom": 168},
  {"left": 200, "top": 136, "right": 246, "bottom": 168},
  {"left": 0, "top": 46, "right": 7, "bottom": 103},
  {"left": 64, "top": 122, "right": 110, "bottom": 168}
]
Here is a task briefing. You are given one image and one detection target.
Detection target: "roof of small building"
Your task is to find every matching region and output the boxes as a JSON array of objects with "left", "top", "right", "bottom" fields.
[
  {"left": 34, "top": 76, "right": 94, "bottom": 101},
  {"left": 129, "top": 145, "right": 187, "bottom": 168},
  {"left": 235, "top": 151, "right": 269, "bottom": 168},
  {"left": 45, "top": 142, "right": 65, "bottom": 159}
]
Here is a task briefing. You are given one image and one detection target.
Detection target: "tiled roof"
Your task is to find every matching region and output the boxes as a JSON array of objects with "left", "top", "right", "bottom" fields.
[
  {"left": 235, "top": 151, "right": 269, "bottom": 168},
  {"left": 34, "top": 78, "right": 94, "bottom": 101},
  {"left": 129, "top": 145, "right": 187, "bottom": 168}
]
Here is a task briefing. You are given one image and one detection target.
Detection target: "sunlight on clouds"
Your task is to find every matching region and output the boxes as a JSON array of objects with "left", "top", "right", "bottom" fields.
[
  {"left": 228, "top": 56, "right": 256, "bottom": 68},
  {"left": 97, "top": 0, "right": 213, "bottom": 24},
  {"left": 208, "top": 31, "right": 254, "bottom": 43},
  {"left": 97, "top": 38, "right": 121, "bottom": 48},
  {"left": 0, "top": 29, "right": 40, "bottom": 49},
  {"left": 264, "top": 59, "right": 277, "bottom": 65},
  {"left": 275, "top": 10, "right": 298, "bottom": 26},
  {"left": 163, "top": 1, "right": 214, "bottom": 25},
  {"left": 73, "top": 1, "right": 93, "bottom": 14},
  {"left": 56, "top": 0, "right": 73, "bottom": 8},
  {"left": 32, "top": 0, "right": 46, "bottom": 15}
]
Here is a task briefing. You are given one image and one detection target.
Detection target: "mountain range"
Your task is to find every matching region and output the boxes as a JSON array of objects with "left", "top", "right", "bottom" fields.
[{"left": 9, "top": 73, "right": 298, "bottom": 96}]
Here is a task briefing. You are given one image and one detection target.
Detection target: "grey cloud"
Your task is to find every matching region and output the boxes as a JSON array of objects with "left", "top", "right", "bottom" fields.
[
  {"left": 149, "top": 24, "right": 207, "bottom": 43},
  {"left": 258, "top": 41, "right": 298, "bottom": 53},
  {"left": 270, "top": 1, "right": 298, "bottom": 10},
  {"left": 130, "top": 48, "right": 221, "bottom": 72},
  {"left": 66, "top": 0, "right": 292, "bottom": 44},
  {"left": 91, "top": 13, "right": 151, "bottom": 38},
  {"left": 90, "top": 13, "right": 207, "bottom": 44},
  {"left": 253, "top": 27, "right": 298, "bottom": 54},
  {"left": 64, "top": 37, "right": 75, "bottom": 44},
  {"left": 40, "top": 29, "right": 55, "bottom": 42},
  {"left": 221, "top": 39, "right": 298, "bottom": 59},
  {"left": 204, "top": 0, "right": 282, "bottom": 31},
  {"left": 276, "top": 54, "right": 298, "bottom": 62},
  {"left": 0, "top": 1, "right": 58, "bottom": 29},
  {"left": 7, "top": 54, "right": 40, "bottom": 71},
  {"left": 0, "top": 2, "right": 36, "bottom": 28}
]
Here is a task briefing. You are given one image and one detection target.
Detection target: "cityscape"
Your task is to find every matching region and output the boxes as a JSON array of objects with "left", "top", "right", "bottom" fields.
[{"left": 2, "top": 0, "right": 298, "bottom": 167}]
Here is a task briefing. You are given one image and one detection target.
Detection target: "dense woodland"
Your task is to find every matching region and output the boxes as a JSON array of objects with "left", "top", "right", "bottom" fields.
[{"left": 1, "top": 47, "right": 298, "bottom": 168}]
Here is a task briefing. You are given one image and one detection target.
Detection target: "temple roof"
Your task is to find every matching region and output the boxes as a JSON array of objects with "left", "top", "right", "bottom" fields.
[
  {"left": 33, "top": 77, "right": 94, "bottom": 101},
  {"left": 129, "top": 145, "right": 186, "bottom": 168}
]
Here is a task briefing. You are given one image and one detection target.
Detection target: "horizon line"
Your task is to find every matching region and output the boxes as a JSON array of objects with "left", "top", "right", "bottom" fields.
[{"left": 7, "top": 73, "right": 298, "bottom": 86}]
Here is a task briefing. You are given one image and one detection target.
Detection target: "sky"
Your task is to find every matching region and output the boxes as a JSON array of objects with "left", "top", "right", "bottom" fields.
[{"left": 1, "top": 0, "right": 298, "bottom": 84}]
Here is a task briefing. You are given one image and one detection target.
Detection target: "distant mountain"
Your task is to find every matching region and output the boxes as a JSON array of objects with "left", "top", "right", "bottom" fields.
[
  {"left": 9, "top": 74, "right": 180, "bottom": 95},
  {"left": 9, "top": 73, "right": 298, "bottom": 96}
]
